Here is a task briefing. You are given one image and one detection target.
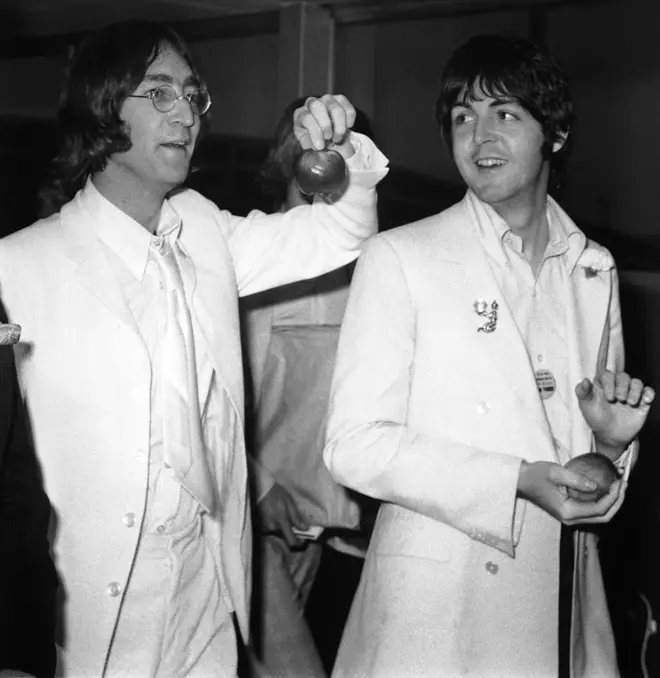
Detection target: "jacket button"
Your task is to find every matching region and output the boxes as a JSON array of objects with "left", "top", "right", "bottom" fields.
[
  {"left": 485, "top": 561, "right": 499, "bottom": 575},
  {"left": 476, "top": 401, "right": 490, "bottom": 415},
  {"left": 107, "top": 582, "right": 122, "bottom": 597},
  {"left": 123, "top": 512, "right": 136, "bottom": 528}
]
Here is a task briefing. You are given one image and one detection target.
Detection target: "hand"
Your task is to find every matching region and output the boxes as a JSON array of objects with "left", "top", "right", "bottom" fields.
[
  {"left": 293, "top": 94, "right": 357, "bottom": 158},
  {"left": 257, "top": 483, "right": 309, "bottom": 548},
  {"left": 576, "top": 370, "right": 655, "bottom": 457},
  {"left": 517, "top": 460, "right": 626, "bottom": 525}
]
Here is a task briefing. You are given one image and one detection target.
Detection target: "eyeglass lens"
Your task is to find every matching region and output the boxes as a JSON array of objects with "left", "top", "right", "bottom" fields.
[{"left": 152, "top": 85, "right": 210, "bottom": 116}]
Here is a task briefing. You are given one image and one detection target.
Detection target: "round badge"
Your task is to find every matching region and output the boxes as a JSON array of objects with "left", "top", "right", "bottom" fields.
[{"left": 535, "top": 369, "right": 556, "bottom": 400}]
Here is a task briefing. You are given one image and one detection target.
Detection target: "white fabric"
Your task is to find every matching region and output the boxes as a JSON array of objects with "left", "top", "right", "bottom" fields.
[
  {"left": 92, "top": 187, "right": 232, "bottom": 674},
  {"left": 466, "top": 190, "right": 587, "bottom": 466},
  {"left": 0, "top": 131, "right": 387, "bottom": 677},
  {"left": 325, "top": 192, "right": 623, "bottom": 677},
  {"left": 155, "top": 236, "right": 214, "bottom": 512}
]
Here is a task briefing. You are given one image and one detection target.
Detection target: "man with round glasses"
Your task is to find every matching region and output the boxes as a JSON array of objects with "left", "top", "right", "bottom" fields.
[
  {"left": 127, "top": 83, "right": 212, "bottom": 116},
  {"left": 0, "top": 18, "right": 388, "bottom": 678}
]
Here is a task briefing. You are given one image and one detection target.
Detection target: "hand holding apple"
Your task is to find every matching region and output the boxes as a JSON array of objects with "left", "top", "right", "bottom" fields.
[
  {"left": 564, "top": 452, "right": 619, "bottom": 501},
  {"left": 292, "top": 94, "right": 357, "bottom": 159}
]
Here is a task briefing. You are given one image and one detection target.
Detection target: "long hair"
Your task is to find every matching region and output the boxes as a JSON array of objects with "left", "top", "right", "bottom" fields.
[
  {"left": 434, "top": 34, "right": 575, "bottom": 185},
  {"left": 257, "top": 96, "right": 310, "bottom": 211},
  {"left": 39, "top": 20, "right": 200, "bottom": 218}
]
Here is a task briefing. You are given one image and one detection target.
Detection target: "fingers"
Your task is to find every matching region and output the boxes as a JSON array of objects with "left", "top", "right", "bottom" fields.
[
  {"left": 293, "top": 94, "right": 356, "bottom": 150},
  {"left": 564, "top": 480, "right": 626, "bottom": 526},
  {"left": 554, "top": 465, "right": 598, "bottom": 494},
  {"left": 640, "top": 385, "right": 656, "bottom": 410},
  {"left": 592, "top": 369, "right": 654, "bottom": 407}
]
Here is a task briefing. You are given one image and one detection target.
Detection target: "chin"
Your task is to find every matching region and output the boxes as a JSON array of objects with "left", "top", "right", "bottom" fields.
[
  {"left": 469, "top": 184, "right": 512, "bottom": 206},
  {"left": 161, "top": 168, "right": 190, "bottom": 190}
]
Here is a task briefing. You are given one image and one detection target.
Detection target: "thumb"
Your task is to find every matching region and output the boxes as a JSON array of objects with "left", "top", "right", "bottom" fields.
[
  {"left": 575, "top": 377, "right": 596, "bottom": 402},
  {"left": 557, "top": 466, "right": 598, "bottom": 493}
]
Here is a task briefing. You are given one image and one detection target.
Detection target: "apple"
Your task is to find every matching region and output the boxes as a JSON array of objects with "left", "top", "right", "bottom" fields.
[
  {"left": 564, "top": 452, "right": 619, "bottom": 501},
  {"left": 294, "top": 148, "right": 348, "bottom": 199}
]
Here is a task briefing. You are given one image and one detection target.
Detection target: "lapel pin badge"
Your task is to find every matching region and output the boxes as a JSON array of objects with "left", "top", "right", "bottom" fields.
[{"left": 474, "top": 299, "right": 499, "bottom": 334}]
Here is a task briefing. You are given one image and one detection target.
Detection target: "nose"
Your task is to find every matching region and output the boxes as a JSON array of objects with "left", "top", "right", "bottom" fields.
[
  {"left": 170, "top": 96, "right": 195, "bottom": 128},
  {"left": 473, "top": 115, "right": 495, "bottom": 145}
]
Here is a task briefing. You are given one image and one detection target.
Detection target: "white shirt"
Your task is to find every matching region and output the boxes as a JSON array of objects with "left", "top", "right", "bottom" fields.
[
  {"left": 87, "top": 180, "right": 233, "bottom": 673},
  {"left": 475, "top": 197, "right": 586, "bottom": 465}
]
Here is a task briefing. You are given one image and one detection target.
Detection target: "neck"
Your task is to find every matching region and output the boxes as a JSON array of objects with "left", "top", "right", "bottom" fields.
[
  {"left": 488, "top": 181, "right": 550, "bottom": 273},
  {"left": 92, "top": 170, "right": 170, "bottom": 234}
]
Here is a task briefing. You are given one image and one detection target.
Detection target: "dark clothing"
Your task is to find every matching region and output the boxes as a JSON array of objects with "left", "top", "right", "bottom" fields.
[
  {"left": 0, "top": 305, "right": 57, "bottom": 677},
  {"left": 558, "top": 525, "right": 575, "bottom": 678}
]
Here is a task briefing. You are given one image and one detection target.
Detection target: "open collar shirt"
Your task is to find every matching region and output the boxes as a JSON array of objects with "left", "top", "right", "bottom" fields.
[{"left": 473, "top": 195, "right": 587, "bottom": 465}]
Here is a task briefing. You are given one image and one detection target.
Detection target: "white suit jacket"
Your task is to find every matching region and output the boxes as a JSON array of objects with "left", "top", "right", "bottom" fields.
[
  {"left": 0, "top": 140, "right": 386, "bottom": 676},
  {"left": 325, "top": 197, "right": 626, "bottom": 678}
]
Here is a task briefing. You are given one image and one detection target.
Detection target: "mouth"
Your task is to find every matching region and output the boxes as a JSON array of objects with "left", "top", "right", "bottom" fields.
[
  {"left": 161, "top": 140, "right": 190, "bottom": 152},
  {"left": 474, "top": 157, "right": 507, "bottom": 170}
]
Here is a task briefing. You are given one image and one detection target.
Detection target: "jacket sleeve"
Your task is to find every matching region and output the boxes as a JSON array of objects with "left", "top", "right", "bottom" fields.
[
  {"left": 323, "top": 235, "right": 522, "bottom": 557},
  {"left": 225, "top": 133, "right": 389, "bottom": 297}
]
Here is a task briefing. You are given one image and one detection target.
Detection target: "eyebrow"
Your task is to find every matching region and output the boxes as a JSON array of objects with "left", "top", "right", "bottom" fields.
[
  {"left": 452, "top": 96, "right": 518, "bottom": 110},
  {"left": 142, "top": 72, "right": 201, "bottom": 89}
]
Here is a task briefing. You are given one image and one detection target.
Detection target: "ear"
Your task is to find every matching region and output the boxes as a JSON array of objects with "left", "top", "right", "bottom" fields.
[{"left": 552, "top": 129, "right": 569, "bottom": 154}]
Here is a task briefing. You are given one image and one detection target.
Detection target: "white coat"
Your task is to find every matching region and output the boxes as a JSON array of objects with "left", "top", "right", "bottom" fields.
[
  {"left": 325, "top": 197, "right": 626, "bottom": 678},
  {"left": 0, "top": 148, "right": 385, "bottom": 676}
]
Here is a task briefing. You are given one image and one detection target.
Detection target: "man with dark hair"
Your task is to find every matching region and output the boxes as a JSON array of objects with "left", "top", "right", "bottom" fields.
[
  {"left": 324, "top": 34, "right": 653, "bottom": 677},
  {"left": 0, "top": 318, "right": 56, "bottom": 678},
  {"left": 0, "top": 19, "right": 387, "bottom": 677}
]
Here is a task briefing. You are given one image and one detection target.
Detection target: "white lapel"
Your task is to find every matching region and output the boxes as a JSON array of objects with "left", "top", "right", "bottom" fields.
[
  {"left": 564, "top": 252, "right": 613, "bottom": 458},
  {"left": 445, "top": 254, "right": 557, "bottom": 462},
  {"left": 60, "top": 195, "right": 140, "bottom": 334},
  {"left": 436, "top": 199, "right": 557, "bottom": 462}
]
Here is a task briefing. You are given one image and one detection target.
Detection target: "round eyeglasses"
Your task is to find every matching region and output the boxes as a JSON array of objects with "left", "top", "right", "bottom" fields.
[{"left": 128, "top": 84, "right": 212, "bottom": 117}]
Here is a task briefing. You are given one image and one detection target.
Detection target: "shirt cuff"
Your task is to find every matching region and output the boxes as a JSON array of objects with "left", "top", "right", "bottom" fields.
[
  {"left": 615, "top": 438, "right": 639, "bottom": 482},
  {"left": 345, "top": 132, "right": 390, "bottom": 174}
]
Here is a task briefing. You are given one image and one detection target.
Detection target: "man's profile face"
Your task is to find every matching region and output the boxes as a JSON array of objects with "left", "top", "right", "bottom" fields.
[
  {"left": 105, "top": 42, "right": 202, "bottom": 198},
  {"left": 450, "top": 86, "right": 564, "bottom": 209}
]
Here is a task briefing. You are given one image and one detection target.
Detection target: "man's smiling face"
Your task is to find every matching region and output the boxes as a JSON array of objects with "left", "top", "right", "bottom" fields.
[
  {"left": 450, "top": 86, "right": 562, "bottom": 210},
  {"left": 104, "top": 42, "right": 202, "bottom": 199}
]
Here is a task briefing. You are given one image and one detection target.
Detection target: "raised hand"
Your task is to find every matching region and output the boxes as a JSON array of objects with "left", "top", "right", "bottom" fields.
[
  {"left": 293, "top": 94, "right": 357, "bottom": 158},
  {"left": 576, "top": 370, "right": 655, "bottom": 456}
]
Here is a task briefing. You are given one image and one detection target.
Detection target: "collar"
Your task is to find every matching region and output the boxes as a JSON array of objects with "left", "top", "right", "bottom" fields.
[
  {"left": 465, "top": 190, "right": 586, "bottom": 272},
  {"left": 82, "top": 178, "right": 182, "bottom": 281}
]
